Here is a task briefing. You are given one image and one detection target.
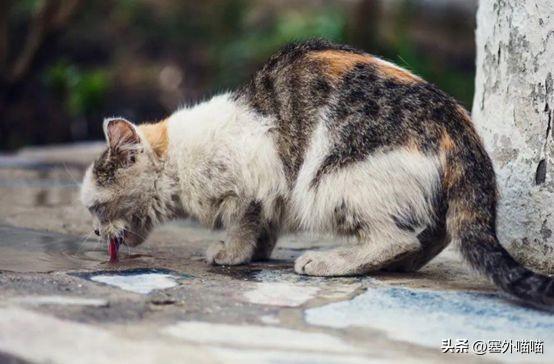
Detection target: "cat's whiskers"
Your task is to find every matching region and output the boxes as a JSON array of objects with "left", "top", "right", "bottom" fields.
[
  {"left": 62, "top": 162, "right": 81, "bottom": 188},
  {"left": 124, "top": 227, "right": 148, "bottom": 241},
  {"left": 74, "top": 231, "right": 95, "bottom": 254},
  {"left": 122, "top": 227, "right": 150, "bottom": 256}
]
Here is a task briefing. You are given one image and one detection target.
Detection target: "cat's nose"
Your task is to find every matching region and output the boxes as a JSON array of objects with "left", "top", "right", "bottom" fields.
[{"left": 94, "top": 229, "right": 100, "bottom": 236}]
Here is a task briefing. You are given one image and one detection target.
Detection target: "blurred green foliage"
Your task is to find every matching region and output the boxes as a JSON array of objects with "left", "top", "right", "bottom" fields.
[
  {"left": 211, "top": 6, "right": 346, "bottom": 89},
  {"left": 379, "top": 0, "right": 474, "bottom": 108},
  {"left": 11, "top": 0, "right": 42, "bottom": 14},
  {"left": 1, "top": 0, "right": 476, "bottom": 150},
  {"left": 44, "top": 62, "right": 110, "bottom": 117}
]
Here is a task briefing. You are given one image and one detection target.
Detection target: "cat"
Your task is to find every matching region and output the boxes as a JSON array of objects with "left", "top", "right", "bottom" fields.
[{"left": 81, "top": 39, "right": 553, "bottom": 308}]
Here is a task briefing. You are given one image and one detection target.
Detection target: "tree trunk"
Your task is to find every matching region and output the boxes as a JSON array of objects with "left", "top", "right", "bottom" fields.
[{"left": 473, "top": 0, "right": 553, "bottom": 273}]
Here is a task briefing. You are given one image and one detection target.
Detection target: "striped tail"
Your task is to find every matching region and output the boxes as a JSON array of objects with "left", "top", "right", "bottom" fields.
[{"left": 444, "top": 113, "right": 554, "bottom": 308}]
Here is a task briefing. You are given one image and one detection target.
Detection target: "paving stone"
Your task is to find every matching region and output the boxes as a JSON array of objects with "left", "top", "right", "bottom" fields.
[
  {"left": 163, "top": 321, "right": 363, "bottom": 353},
  {"left": 0, "top": 143, "right": 549, "bottom": 364},
  {"left": 243, "top": 282, "right": 321, "bottom": 307},
  {"left": 306, "top": 284, "right": 554, "bottom": 362},
  {"left": 10, "top": 295, "right": 108, "bottom": 307},
  {"left": 0, "top": 307, "right": 214, "bottom": 364}
]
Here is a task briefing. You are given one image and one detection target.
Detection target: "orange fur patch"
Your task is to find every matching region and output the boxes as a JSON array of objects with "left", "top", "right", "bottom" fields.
[
  {"left": 449, "top": 200, "right": 478, "bottom": 230},
  {"left": 405, "top": 137, "right": 421, "bottom": 151},
  {"left": 440, "top": 132, "right": 455, "bottom": 152},
  {"left": 439, "top": 131, "right": 460, "bottom": 189},
  {"left": 445, "top": 160, "right": 463, "bottom": 189},
  {"left": 139, "top": 120, "right": 169, "bottom": 158},
  {"left": 456, "top": 105, "right": 473, "bottom": 125},
  {"left": 307, "top": 50, "right": 421, "bottom": 84},
  {"left": 307, "top": 51, "right": 372, "bottom": 80}
]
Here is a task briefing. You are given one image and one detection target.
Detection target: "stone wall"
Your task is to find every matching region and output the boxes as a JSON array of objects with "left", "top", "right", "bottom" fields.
[{"left": 472, "top": 0, "right": 553, "bottom": 272}]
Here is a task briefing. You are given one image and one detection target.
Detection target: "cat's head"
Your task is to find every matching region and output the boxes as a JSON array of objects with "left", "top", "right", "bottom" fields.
[{"left": 81, "top": 118, "right": 166, "bottom": 247}]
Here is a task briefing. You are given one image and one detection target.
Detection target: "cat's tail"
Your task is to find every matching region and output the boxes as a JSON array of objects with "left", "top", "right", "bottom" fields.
[{"left": 444, "top": 111, "right": 554, "bottom": 309}]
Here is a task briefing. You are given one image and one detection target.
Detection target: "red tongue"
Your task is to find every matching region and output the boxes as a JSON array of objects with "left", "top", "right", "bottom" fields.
[{"left": 108, "top": 238, "right": 120, "bottom": 262}]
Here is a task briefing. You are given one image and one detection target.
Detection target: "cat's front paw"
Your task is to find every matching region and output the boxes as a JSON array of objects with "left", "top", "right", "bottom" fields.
[
  {"left": 294, "top": 251, "right": 338, "bottom": 276},
  {"left": 206, "top": 241, "right": 253, "bottom": 266}
]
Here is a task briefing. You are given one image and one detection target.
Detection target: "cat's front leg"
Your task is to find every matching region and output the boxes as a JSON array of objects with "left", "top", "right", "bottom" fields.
[{"left": 206, "top": 201, "right": 278, "bottom": 265}]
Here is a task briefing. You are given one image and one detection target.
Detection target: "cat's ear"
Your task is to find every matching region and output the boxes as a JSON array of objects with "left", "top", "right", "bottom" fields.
[
  {"left": 104, "top": 118, "right": 140, "bottom": 150},
  {"left": 103, "top": 118, "right": 140, "bottom": 164}
]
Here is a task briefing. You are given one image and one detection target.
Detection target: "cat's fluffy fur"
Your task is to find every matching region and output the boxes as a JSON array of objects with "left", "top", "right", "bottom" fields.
[{"left": 81, "top": 39, "right": 554, "bottom": 307}]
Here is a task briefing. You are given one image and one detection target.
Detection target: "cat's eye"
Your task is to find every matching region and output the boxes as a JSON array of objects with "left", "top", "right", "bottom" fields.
[{"left": 88, "top": 203, "right": 108, "bottom": 221}]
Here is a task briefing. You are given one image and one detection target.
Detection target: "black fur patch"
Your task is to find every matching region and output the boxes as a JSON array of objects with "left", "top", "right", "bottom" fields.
[
  {"left": 92, "top": 149, "right": 116, "bottom": 186},
  {"left": 236, "top": 39, "right": 554, "bottom": 305},
  {"left": 234, "top": 39, "right": 367, "bottom": 184},
  {"left": 93, "top": 147, "right": 137, "bottom": 186},
  {"left": 334, "top": 200, "right": 366, "bottom": 236}
]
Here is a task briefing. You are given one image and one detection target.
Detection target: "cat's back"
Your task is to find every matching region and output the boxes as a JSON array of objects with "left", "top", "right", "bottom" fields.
[
  {"left": 234, "top": 39, "right": 463, "bottom": 185},
  {"left": 235, "top": 38, "right": 425, "bottom": 115},
  {"left": 232, "top": 39, "right": 476, "bottom": 231}
]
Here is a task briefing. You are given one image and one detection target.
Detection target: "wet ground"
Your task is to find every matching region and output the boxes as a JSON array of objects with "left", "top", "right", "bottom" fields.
[{"left": 0, "top": 143, "right": 552, "bottom": 364}]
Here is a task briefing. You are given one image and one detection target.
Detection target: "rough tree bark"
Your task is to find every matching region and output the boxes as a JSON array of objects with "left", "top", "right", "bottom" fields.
[{"left": 473, "top": 0, "right": 553, "bottom": 273}]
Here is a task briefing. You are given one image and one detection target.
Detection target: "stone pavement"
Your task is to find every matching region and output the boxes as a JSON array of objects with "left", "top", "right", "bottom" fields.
[{"left": 0, "top": 143, "right": 552, "bottom": 364}]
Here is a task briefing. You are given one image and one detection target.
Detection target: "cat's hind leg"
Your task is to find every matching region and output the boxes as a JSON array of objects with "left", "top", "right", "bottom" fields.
[
  {"left": 383, "top": 223, "right": 450, "bottom": 273},
  {"left": 294, "top": 228, "right": 420, "bottom": 276}
]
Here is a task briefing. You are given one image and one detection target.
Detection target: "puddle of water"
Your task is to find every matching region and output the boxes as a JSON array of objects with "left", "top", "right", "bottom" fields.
[
  {"left": 74, "top": 268, "right": 192, "bottom": 294},
  {"left": 240, "top": 270, "right": 362, "bottom": 307},
  {"left": 91, "top": 273, "right": 178, "bottom": 294},
  {"left": 306, "top": 285, "right": 554, "bottom": 362},
  {"left": 244, "top": 282, "right": 320, "bottom": 307},
  {"left": 0, "top": 225, "right": 152, "bottom": 273}
]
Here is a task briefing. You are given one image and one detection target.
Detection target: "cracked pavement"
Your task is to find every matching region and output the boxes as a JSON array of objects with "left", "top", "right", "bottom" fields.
[{"left": 0, "top": 143, "right": 551, "bottom": 364}]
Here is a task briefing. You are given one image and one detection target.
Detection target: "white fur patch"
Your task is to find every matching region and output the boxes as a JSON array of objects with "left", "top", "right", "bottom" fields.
[
  {"left": 291, "top": 115, "right": 440, "bottom": 235},
  {"left": 166, "top": 94, "right": 288, "bottom": 224},
  {"left": 83, "top": 92, "right": 442, "bottom": 260}
]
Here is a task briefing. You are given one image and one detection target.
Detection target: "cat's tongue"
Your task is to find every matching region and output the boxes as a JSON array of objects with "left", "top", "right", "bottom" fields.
[{"left": 108, "top": 238, "right": 121, "bottom": 262}]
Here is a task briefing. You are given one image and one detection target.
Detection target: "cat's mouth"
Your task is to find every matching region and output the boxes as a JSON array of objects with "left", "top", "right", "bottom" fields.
[{"left": 108, "top": 236, "right": 123, "bottom": 262}]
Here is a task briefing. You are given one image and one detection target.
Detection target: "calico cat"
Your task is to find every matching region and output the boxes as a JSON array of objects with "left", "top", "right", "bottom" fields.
[{"left": 81, "top": 39, "right": 553, "bottom": 307}]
